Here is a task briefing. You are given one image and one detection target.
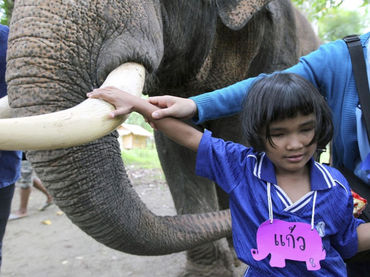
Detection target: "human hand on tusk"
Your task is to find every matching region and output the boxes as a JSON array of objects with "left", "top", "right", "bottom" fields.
[
  {"left": 87, "top": 87, "right": 136, "bottom": 118},
  {"left": 87, "top": 86, "right": 160, "bottom": 122}
]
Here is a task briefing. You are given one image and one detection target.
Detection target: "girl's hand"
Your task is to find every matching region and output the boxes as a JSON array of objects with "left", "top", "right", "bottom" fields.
[
  {"left": 87, "top": 87, "right": 135, "bottom": 118},
  {"left": 148, "top": 95, "right": 197, "bottom": 120}
]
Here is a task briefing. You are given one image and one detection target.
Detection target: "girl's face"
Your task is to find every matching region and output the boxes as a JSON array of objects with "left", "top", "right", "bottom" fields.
[{"left": 264, "top": 113, "right": 317, "bottom": 175}]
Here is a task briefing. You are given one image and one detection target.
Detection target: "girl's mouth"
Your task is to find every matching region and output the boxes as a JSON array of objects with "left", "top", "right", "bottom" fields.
[{"left": 285, "top": 154, "right": 304, "bottom": 163}]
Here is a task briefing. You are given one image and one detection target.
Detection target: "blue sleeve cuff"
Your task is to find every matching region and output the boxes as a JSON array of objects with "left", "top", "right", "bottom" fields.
[
  {"left": 190, "top": 77, "right": 258, "bottom": 124},
  {"left": 195, "top": 130, "right": 212, "bottom": 178},
  {"left": 340, "top": 218, "right": 364, "bottom": 259}
]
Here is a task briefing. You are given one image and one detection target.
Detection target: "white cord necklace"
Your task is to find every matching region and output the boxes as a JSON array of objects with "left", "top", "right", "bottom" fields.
[{"left": 267, "top": 182, "right": 317, "bottom": 230}]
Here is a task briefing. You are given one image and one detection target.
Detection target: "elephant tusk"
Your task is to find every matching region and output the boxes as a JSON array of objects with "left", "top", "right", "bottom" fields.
[
  {"left": 0, "top": 96, "right": 11, "bottom": 119},
  {"left": 0, "top": 62, "right": 145, "bottom": 151}
]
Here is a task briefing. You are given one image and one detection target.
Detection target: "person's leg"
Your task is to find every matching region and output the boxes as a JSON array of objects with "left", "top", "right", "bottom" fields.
[
  {"left": 0, "top": 184, "right": 15, "bottom": 268},
  {"left": 33, "top": 176, "right": 53, "bottom": 211},
  {"left": 9, "top": 160, "right": 32, "bottom": 219},
  {"left": 33, "top": 177, "right": 52, "bottom": 203},
  {"left": 17, "top": 186, "right": 31, "bottom": 216}
]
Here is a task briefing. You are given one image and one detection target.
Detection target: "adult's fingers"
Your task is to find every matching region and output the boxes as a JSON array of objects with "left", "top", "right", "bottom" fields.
[
  {"left": 148, "top": 95, "right": 197, "bottom": 119},
  {"left": 148, "top": 96, "right": 175, "bottom": 108},
  {"left": 151, "top": 106, "right": 176, "bottom": 119}
]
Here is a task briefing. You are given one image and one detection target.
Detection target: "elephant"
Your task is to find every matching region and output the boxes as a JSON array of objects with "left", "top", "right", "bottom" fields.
[{"left": 0, "top": 0, "right": 319, "bottom": 275}]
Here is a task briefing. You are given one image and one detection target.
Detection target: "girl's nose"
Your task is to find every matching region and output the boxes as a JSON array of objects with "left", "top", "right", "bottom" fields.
[{"left": 286, "top": 135, "right": 304, "bottom": 150}]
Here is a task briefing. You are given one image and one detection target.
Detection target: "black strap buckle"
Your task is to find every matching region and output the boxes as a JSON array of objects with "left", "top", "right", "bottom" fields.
[{"left": 343, "top": 34, "right": 360, "bottom": 44}]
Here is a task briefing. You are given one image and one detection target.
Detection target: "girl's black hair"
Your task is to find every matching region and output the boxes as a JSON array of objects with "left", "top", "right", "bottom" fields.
[{"left": 241, "top": 73, "right": 333, "bottom": 151}]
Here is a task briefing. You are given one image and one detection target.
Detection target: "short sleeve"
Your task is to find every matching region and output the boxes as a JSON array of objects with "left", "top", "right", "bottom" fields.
[
  {"left": 196, "top": 130, "right": 253, "bottom": 194},
  {"left": 330, "top": 178, "right": 364, "bottom": 259}
]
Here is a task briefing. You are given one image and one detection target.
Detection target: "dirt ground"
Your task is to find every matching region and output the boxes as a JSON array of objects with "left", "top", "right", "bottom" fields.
[{"left": 1, "top": 165, "right": 186, "bottom": 277}]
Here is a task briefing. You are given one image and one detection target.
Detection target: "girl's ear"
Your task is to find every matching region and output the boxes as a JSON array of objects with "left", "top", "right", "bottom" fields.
[{"left": 216, "top": 0, "right": 271, "bottom": 30}]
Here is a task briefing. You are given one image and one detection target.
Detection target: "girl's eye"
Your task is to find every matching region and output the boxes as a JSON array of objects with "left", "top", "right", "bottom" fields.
[
  {"left": 270, "top": 133, "right": 283, "bottom": 138},
  {"left": 301, "top": 127, "right": 314, "bottom": 133}
]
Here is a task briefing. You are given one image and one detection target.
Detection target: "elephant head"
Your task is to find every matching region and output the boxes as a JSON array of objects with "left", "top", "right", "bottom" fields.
[
  {"left": 0, "top": 0, "right": 278, "bottom": 255},
  {"left": 0, "top": 0, "right": 318, "bottom": 274}
]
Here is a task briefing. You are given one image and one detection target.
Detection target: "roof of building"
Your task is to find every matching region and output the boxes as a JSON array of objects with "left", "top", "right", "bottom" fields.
[{"left": 117, "top": 123, "right": 153, "bottom": 137}]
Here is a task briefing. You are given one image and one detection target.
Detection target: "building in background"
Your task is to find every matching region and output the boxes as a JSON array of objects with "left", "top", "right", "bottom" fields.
[{"left": 117, "top": 123, "right": 153, "bottom": 150}]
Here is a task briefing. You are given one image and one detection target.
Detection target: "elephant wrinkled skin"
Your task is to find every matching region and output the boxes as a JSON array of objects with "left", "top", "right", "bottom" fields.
[{"left": 3, "top": 0, "right": 319, "bottom": 275}]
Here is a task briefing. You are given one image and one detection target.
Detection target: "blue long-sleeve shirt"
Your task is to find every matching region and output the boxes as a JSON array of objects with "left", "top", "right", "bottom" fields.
[
  {"left": 191, "top": 32, "right": 370, "bottom": 173},
  {"left": 0, "top": 24, "right": 22, "bottom": 189}
]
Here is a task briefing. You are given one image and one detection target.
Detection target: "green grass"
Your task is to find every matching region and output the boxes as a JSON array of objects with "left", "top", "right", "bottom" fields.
[{"left": 121, "top": 147, "right": 161, "bottom": 169}]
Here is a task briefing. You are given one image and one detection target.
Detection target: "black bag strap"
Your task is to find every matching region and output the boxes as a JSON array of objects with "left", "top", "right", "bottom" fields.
[{"left": 343, "top": 35, "right": 370, "bottom": 140}]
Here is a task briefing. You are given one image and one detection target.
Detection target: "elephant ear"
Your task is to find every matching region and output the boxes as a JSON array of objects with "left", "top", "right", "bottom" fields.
[{"left": 216, "top": 0, "right": 271, "bottom": 30}]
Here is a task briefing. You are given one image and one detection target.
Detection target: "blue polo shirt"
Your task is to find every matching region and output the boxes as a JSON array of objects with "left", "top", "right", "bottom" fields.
[
  {"left": 0, "top": 24, "right": 22, "bottom": 189},
  {"left": 196, "top": 130, "right": 363, "bottom": 277}
]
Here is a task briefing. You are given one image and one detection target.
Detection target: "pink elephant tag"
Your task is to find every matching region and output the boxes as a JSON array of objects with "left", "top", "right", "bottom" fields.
[{"left": 251, "top": 219, "right": 326, "bottom": 271}]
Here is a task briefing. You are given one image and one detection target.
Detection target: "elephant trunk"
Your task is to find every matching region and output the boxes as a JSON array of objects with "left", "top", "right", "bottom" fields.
[
  {"left": 0, "top": 61, "right": 232, "bottom": 254},
  {"left": 27, "top": 137, "right": 231, "bottom": 255}
]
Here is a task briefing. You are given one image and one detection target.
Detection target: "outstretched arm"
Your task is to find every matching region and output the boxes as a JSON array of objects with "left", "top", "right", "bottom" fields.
[
  {"left": 147, "top": 78, "right": 252, "bottom": 123},
  {"left": 147, "top": 38, "right": 349, "bottom": 124},
  {"left": 357, "top": 222, "right": 370, "bottom": 252},
  {"left": 87, "top": 87, "right": 202, "bottom": 152}
]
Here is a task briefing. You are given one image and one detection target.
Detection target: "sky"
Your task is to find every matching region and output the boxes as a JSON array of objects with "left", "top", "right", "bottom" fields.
[{"left": 342, "top": 0, "right": 366, "bottom": 9}]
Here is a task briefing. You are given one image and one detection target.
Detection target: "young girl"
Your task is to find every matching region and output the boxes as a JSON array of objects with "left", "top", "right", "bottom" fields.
[{"left": 87, "top": 73, "right": 370, "bottom": 276}]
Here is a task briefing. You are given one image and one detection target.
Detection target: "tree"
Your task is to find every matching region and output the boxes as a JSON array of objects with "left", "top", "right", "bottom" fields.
[
  {"left": 292, "top": 0, "right": 368, "bottom": 21},
  {"left": 0, "top": 0, "right": 14, "bottom": 26},
  {"left": 318, "top": 8, "right": 366, "bottom": 42},
  {"left": 292, "top": 0, "right": 369, "bottom": 41}
]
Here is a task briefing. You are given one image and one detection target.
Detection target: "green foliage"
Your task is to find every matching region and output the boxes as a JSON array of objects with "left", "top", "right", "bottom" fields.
[
  {"left": 318, "top": 8, "right": 366, "bottom": 42},
  {"left": 292, "top": 0, "right": 369, "bottom": 42},
  {"left": 292, "top": 0, "right": 368, "bottom": 21},
  {"left": 293, "top": 0, "right": 342, "bottom": 20},
  {"left": 0, "top": 0, "right": 13, "bottom": 26},
  {"left": 122, "top": 147, "right": 161, "bottom": 169}
]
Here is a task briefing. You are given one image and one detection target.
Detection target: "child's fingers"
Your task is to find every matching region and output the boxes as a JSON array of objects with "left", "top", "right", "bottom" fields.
[
  {"left": 144, "top": 117, "right": 157, "bottom": 130},
  {"left": 87, "top": 90, "right": 105, "bottom": 99},
  {"left": 110, "top": 107, "right": 131, "bottom": 118},
  {"left": 87, "top": 90, "right": 116, "bottom": 103},
  {"left": 86, "top": 92, "right": 97, "bottom": 98},
  {"left": 149, "top": 121, "right": 158, "bottom": 130},
  {"left": 144, "top": 116, "right": 158, "bottom": 130},
  {"left": 86, "top": 87, "right": 135, "bottom": 119},
  {"left": 87, "top": 87, "right": 117, "bottom": 98}
]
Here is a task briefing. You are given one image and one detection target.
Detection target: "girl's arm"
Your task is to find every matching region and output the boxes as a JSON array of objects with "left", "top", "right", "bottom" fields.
[
  {"left": 87, "top": 87, "right": 203, "bottom": 152},
  {"left": 357, "top": 222, "right": 370, "bottom": 252}
]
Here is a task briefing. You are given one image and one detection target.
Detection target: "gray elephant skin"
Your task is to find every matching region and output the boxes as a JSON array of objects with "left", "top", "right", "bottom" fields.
[{"left": 5, "top": 0, "right": 319, "bottom": 275}]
